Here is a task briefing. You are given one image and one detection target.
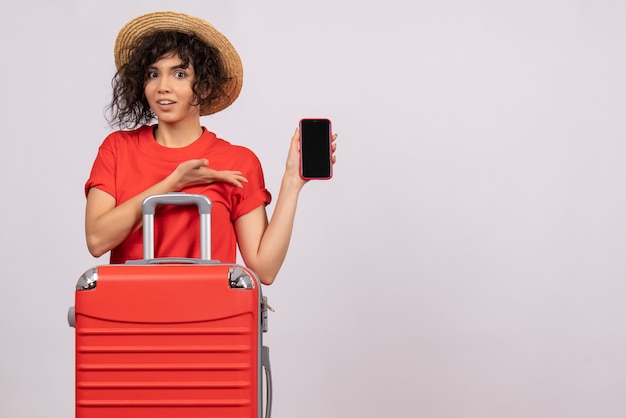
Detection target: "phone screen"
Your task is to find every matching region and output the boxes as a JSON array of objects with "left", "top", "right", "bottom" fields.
[{"left": 300, "top": 118, "right": 332, "bottom": 179}]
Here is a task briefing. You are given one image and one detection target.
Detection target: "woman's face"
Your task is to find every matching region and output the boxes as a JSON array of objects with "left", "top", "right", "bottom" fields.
[{"left": 144, "top": 53, "right": 200, "bottom": 125}]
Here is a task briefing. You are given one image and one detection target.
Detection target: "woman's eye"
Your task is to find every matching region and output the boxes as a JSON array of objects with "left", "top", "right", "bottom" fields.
[
  {"left": 175, "top": 71, "right": 186, "bottom": 78},
  {"left": 146, "top": 71, "right": 158, "bottom": 79}
]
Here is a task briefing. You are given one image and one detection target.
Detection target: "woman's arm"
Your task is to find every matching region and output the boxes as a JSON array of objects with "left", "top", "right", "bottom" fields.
[
  {"left": 235, "top": 129, "right": 337, "bottom": 285},
  {"left": 85, "top": 159, "right": 248, "bottom": 257}
]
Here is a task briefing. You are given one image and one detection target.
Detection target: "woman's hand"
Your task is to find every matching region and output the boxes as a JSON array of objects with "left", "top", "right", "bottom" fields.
[{"left": 171, "top": 159, "right": 248, "bottom": 190}]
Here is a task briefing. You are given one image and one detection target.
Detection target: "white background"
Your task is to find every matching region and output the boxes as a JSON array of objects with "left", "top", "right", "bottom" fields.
[{"left": 2, "top": 1, "right": 626, "bottom": 417}]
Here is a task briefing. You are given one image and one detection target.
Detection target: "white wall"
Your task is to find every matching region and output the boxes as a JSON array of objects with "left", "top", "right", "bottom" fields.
[{"left": 2, "top": 1, "right": 626, "bottom": 417}]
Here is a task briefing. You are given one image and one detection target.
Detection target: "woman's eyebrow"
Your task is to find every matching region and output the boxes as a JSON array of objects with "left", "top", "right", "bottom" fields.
[{"left": 147, "top": 63, "right": 189, "bottom": 71}]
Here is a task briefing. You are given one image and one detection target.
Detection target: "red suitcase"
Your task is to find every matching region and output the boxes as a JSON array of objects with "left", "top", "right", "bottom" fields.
[{"left": 68, "top": 193, "right": 273, "bottom": 418}]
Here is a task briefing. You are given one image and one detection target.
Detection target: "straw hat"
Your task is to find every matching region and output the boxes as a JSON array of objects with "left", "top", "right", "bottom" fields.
[{"left": 114, "top": 11, "right": 243, "bottom": 115}]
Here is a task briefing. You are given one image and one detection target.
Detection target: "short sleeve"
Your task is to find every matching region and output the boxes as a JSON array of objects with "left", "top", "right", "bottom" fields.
[
  {"left": 230, "top": 149, "right": 272, "bottom": 221},
  {"left": 85, "top": 135, "right": 117, "bottom": 199}
]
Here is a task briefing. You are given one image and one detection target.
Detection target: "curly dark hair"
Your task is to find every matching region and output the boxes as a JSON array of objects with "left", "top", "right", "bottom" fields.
[{"left": 106, "top": 31, "right": 229, "bottom": 129}]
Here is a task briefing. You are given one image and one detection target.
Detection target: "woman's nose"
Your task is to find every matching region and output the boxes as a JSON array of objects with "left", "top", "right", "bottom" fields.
[{"left": 157, "top": 77, "right": 171, "bottom": 93}]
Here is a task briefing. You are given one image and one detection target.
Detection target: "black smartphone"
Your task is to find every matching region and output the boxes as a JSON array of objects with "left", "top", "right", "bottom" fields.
[{"left": 299, "top": 118, "right": 333, "bottom": 180}]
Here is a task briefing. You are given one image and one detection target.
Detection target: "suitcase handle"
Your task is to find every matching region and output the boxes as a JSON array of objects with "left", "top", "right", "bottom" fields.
[
  {"left": 262, "top": 345, "right": 273, "bottom": 418},
  {"left": 142, "top": 193, "right": 212, "bottom": 260}
]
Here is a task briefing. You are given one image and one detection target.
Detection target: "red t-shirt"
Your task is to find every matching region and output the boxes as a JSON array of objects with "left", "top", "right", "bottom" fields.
[{"left": 85, "top": 125, "right": 272, "bottom": 264}]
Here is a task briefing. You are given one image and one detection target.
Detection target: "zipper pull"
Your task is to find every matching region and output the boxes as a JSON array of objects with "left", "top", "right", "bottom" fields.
[{"left": 262, "top": 297, "right": 275, "bottom": 312}]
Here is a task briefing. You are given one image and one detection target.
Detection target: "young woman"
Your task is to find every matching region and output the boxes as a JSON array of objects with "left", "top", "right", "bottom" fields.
[{"left": 84, "top": 11, "right": 336, "bottom": 285}]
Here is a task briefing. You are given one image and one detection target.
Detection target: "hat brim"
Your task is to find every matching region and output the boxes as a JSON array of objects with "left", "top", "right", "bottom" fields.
[{"left": 114, "top": 11, "right": 243, "bottom": 116}]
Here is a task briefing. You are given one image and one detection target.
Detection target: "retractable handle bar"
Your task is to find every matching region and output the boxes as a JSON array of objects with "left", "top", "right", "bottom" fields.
[{"left": 142, "top": 193, "right": 212, "bottom": 260}]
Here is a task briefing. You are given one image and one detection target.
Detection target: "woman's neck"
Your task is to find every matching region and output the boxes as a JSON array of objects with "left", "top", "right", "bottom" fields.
[{"left": 153, "top": 121, "right": 204, "bottom": 148}]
